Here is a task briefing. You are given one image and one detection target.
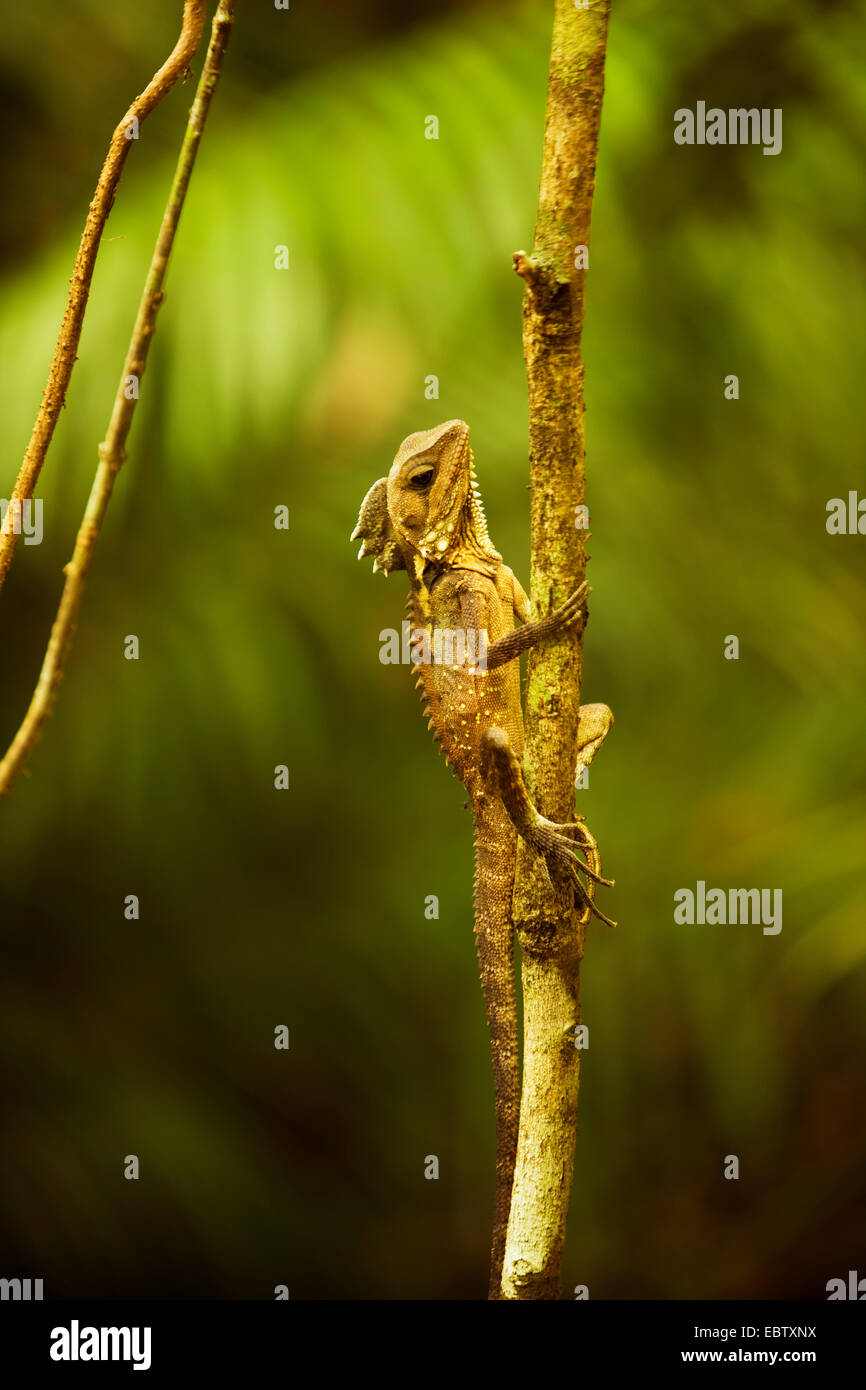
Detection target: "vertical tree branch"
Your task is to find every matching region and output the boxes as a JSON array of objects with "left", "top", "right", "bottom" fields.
[
  {"left": 0, "top": 0, "right": 236, "bottom": 799},
  {"left": 503, "top": 0, "right": 611, "bottom": 1300},
  {"left": 0, "top": 0, "right": 206, "bottom": 594}
]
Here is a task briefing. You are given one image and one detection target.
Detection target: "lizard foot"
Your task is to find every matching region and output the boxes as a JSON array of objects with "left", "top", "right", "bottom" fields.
[
  {"left": 527, "top": 817, "right": 617, "bottom": 929},
  {"left": 545, "top": 581, "right": 589, "bottom": 633},
  {"left": 530, "top": 818, "right": 613, "bottom": 888}
]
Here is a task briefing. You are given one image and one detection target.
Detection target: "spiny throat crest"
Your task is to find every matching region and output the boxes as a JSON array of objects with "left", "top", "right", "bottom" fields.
[{"left": 418, "top": 446, "right": 499, "bottom": 572}]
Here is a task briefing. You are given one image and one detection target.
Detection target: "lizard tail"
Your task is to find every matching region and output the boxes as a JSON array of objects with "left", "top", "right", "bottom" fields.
[{"left": 473, "top": 796, "right": 520, "bottom": 1299}]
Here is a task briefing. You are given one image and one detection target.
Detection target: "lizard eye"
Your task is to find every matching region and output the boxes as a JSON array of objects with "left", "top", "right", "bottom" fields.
[{"left": 408, "top": 466, "right": 435, "bottom": 490}]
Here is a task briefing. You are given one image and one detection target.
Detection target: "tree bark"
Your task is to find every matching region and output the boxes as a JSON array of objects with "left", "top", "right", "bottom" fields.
[{"left": 502, "top": 0, "right": 611, "bottom": 1301}]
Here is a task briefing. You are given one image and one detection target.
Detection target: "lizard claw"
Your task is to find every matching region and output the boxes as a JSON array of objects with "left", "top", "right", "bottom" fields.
[
  {"left": 574, "top": 878, "right": 617, "bottom": 930},
  {"left": 547, "top": 820, "right": 615, "bottom": 887},
  {"left": 549, "top": 581, "right": 590, "bottom": 631}
]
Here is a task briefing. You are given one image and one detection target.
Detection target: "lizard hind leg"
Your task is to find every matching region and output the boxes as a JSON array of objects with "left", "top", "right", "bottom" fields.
[{"left": 480, "top": 726, "right": 616, "bottom": 929}]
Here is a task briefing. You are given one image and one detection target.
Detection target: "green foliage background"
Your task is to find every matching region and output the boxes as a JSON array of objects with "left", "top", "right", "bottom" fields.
[{"left": 1, "top": 0, "right": 864, "bottom": 1298}]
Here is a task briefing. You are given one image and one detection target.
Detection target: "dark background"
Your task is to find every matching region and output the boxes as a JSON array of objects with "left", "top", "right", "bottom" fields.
[{"left": 1, "top": 0, "right": 864, "bottom": 1299}]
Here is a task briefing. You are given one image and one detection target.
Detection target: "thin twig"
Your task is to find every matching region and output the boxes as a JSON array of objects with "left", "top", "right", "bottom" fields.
[
  {"left": 0, "top": 0, "right": 206, "bottom": 593},
  {"left": 0, "top": 1, "right": 236, "bottom": 798},
  {"left": 502, "top": 0, "right": 612, "bottom": 1299}
]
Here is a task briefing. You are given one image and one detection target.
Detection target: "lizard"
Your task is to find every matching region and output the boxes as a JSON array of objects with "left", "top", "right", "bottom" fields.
[{"left": 351, "top": 418, "right": 614, "bottom": 1298}]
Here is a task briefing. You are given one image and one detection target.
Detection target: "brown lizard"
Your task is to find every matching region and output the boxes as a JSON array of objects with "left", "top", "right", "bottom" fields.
[{"left": 351, "top": 419, "right": 614, "bottom": 1297}]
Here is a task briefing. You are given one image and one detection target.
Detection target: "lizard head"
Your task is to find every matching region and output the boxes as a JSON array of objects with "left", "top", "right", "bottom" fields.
[{"left": 351, "top": 420, "right": 500, "bottom": 579}]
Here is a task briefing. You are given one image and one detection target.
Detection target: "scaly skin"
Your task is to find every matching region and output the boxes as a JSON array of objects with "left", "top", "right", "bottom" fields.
[{"left": 352, "top": 419, "right": 613, "bottom": 1297}]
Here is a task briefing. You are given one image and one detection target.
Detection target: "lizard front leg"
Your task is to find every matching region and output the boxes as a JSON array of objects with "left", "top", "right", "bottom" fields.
[{"left": 483, "top": 582, "right": 588, "bottom": 670}]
